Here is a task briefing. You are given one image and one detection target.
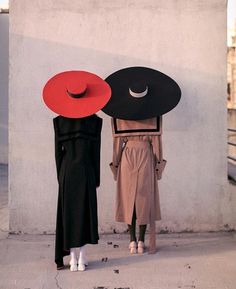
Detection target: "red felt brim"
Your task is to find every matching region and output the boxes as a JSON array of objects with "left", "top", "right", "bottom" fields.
[{"left": 43, "top": 71, "right": 111, "bottom": 118}]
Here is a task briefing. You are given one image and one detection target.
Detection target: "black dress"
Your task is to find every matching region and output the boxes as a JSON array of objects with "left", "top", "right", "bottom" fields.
[{"left": 53, "top": 114, "right": 102, "bottom": 268}]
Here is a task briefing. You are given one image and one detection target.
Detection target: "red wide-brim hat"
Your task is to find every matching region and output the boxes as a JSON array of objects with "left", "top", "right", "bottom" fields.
[{"left": 43, "top": 70, "right": 111, "bottom": 118}]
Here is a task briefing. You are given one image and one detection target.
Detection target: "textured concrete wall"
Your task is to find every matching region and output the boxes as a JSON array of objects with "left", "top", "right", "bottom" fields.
[
  {"left": 9, "top": 0, "right": 233, "bottom": 234},
  {"left": 0, "top": 14, "right": 9, "bottom": 164}
]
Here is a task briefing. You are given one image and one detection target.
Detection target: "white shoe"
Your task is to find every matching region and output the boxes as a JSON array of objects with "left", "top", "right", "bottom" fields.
[
  {"left": 69, "top": 248, "right": 78, "bottom": 271},
  {"left": 137, "top": 241, "right": 145, "bottom": 254},
  {"left": 81, "top": 254, "right": 88, "bottom": 267},
  {"left": 129, "top": 241, "right": 137, "bottom": 254},
  {"left": 69, "top": 260, "right": 78, "bottom": 272},
  {"left": 78, "top": 262, "right": 86, "bottom": 271},
  {"left": 77, "top": 245, "right": 87, "bottom": 271}
]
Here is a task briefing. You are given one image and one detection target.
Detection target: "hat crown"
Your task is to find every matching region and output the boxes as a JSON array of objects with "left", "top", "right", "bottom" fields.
[
  {"left": 129, "top": 83, "right": 148, "bottom": 98},
  {"left": 66, "top": 82, "right": 87, "bottom": 99}
]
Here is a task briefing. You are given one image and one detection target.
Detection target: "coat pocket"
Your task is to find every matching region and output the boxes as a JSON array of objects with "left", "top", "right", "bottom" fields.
[{"left": 155, "top": 159, "right": 167, "bottom": 180}]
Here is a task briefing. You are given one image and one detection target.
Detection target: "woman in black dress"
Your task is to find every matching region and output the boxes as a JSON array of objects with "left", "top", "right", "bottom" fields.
[
  {"left": 54, "top": 114, "right": 102, "bottom": 270},
  {"left": 43, "top": 70, "right": 111, "bottom": 271}
]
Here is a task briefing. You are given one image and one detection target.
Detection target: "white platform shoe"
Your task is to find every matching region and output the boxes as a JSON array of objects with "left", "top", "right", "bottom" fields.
[
  {"left": 69, "top": 248, "right": 78, "bottom": 272},
  {"left": 129, "top": 241, "right": 137, "bottom": 254},
  {"left": 69, "top": 246, "right": 88, "bottom": 272},
  {"left": 78, "top": 246, "right": 88, "bottom": 271}
]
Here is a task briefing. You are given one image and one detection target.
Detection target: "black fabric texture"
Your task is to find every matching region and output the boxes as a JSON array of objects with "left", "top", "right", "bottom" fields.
[
  {"left": 53, "top": 114, "right": 102, "bottom": 267},
  {"left": 113, "top": 117, "right": 161, "bottom": 134}
]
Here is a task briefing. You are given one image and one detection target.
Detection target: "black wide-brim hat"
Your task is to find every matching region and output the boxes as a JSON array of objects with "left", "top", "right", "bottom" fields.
[{"left": 102, "top": 66, "right": 181, "bottom": 120}]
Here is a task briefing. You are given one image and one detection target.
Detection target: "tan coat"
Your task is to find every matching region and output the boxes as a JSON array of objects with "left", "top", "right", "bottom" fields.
[
  {"left": 110, "top": 117, "right": 166, "bottom": 253},
  {"left": 110, "top": 117, "right": 166, "bottom": 252}
]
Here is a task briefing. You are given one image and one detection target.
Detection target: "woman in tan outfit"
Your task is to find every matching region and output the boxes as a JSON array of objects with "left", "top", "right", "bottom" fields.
[
  {"left": 110, "top": 117, "right": 165, "bottom": 253},
  {"left": 102, "top": 66, "right": 181, "bottom": 254}
]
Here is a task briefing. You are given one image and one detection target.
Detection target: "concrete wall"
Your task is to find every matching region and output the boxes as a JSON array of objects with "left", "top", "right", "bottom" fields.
[
  {"left": 9, "top": 0, "right": 234, "bottom": 234},
  {"left": 0, "top": 13, "right": 9, "bottom": 164}
]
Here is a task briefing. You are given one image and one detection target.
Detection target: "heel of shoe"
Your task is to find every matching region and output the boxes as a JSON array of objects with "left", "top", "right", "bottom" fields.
[
  {"left": 69, "top": 261, "right": 78, "bottom": 272},
  {"left": 137, "top": 241, "right": 145, "bottom": 254},
  {"left": 78, "top": 262, "right": 86, "bottom": 271},
  {"left": 129, "top": 241, "right": 137, "bottom": 254},
  {"left": 78, "top": 246, "right": 88, "bottom": 270}
]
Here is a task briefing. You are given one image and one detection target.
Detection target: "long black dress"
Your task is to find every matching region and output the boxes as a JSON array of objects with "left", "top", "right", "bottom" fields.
[{"left": 53, "top": 114, "right": 102, "bottom": 268}]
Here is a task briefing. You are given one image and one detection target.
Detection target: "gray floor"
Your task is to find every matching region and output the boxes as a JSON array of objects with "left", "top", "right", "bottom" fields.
[
  {"left": 0, "top": 232, "right": 236, "bottom": 289},
  {"left": 1, "top": 164, "right": 236, "bottom": 289}
]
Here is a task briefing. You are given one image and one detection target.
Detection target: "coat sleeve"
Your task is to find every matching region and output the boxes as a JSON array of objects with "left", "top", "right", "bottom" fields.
[
  {"left": 151, "top": 134, "right": 166, "bottom": 180},
  {"left": 151, "top": 134, "right": 163, "bottom": 164},
  {"left": 110, "top": 136, "right": 125, "bottom": 181},
  {"left": 53, "top": 119, "right": 64, "bottom": 181}
]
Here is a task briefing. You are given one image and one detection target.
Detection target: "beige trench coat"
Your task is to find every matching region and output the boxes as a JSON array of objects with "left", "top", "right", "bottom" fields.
[{"left": 110, "top": 117, "right": 166, "bottom": 253}]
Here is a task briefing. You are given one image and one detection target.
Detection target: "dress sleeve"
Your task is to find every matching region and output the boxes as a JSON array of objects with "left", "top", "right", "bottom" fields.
[{"left": 53, "top": 119, "right": 64, "bottom": 181}]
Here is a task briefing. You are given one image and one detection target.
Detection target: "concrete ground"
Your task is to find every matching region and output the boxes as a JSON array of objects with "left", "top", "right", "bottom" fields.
[
  {"left": 0, "top": 232, "right": 236, "bottom": 289},
  {"left": 1, "top": 164, "right": 236, "bottom": 289}
]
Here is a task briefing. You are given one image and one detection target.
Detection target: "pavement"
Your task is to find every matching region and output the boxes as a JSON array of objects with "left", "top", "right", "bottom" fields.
[
  {"left": 0, "top": 232, "right": 236, "bottom": 289},
  {"left": 1, "top": 164, "right": 236, "bottom": 289}
]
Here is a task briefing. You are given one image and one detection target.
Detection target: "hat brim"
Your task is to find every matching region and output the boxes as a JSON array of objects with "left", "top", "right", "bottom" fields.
[
  {"left": 43, "top": 71, "right": 111, "bottom": 118},
  {"left": 102, "top": 66, "right": 181, "bottom": 120}
]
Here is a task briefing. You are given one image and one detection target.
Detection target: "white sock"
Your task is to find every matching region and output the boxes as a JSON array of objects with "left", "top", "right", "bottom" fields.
[
  {"left": 70, "top": 247, "right": 77, "bottom": 264},
  {"left": 78, "top": 246, "right": 86, "bottom": 264}
]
